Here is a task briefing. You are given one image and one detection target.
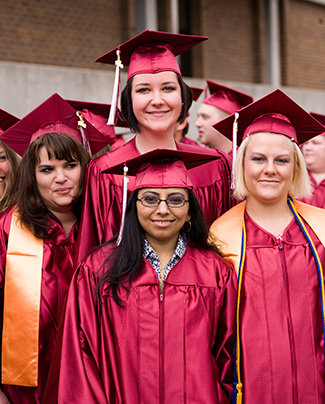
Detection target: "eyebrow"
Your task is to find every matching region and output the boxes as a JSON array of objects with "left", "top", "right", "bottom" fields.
[{"left": 141, "top": 191, "right": 186, "bottom": 197}]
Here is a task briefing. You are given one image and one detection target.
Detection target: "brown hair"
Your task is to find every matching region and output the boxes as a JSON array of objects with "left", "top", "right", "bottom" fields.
[
  {"left": 0, "top": 140, "right": 21, "bottom": 212},
  {"left": 15, "top": 132, "right": 90, "bottom": 239}
]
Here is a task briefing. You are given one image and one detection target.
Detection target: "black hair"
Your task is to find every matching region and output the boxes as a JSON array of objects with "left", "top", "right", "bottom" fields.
[
  {"left": 96, "top": 188, "right": 222, "bottom": 306},
  {"left": 121, "top": 73, "right": 193, "bottom": 133}
]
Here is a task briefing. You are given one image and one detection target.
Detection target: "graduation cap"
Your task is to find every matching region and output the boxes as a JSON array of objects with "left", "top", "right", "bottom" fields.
[
  {"left": 213, "top": 89, "right": 325, "bottom": 187},
  {"left": 203, "top": 80, "right": 253, "bottom": 114},
  {"left": 65, "top": 99, "right": 129, "bottom": 145},
  {"left": 103, "top": 147, "right": 220, "bottom": 244},
  {"left": 95, "top": 30, "right": 208, "bottom": 125},
  {"left": 190, "top": 86, "right": 204, "bottom": 102},
  {"left": 0, "top": 110, "right": 19, "bottom": 133},
  {"left": 310, "top": 112, "right": 325, "bottom": 135},
  {"left": 0, "top": 93, "right": 113, "bottom": 156}
]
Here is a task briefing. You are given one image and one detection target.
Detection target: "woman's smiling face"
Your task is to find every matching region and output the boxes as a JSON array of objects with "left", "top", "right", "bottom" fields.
[
  {"left": 131, "top": 71, "right": 182, "bottom": 135},
  {"left": 136, "top": 187, "right": 190, "bottom": 247}
]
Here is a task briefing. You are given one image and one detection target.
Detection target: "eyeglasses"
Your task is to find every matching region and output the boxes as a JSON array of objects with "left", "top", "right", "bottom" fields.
[{"left": 137, "top": 195, "right": 189, "bottom": 208}]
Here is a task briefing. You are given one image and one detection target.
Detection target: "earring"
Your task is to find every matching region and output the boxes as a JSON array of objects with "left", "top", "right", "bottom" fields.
[{"left": 183, "top": 220, "right": 191, "bottom": 232}]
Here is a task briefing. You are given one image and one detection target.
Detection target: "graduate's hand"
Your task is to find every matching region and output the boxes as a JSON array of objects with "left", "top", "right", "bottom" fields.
[{"left": 0, "top": 389, "right": 10, "bottom": 404}]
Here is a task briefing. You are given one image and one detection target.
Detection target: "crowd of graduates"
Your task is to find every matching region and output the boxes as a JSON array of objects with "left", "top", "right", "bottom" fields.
[{"left": 0, "top": 30, "right": 324, "bottom": 403}]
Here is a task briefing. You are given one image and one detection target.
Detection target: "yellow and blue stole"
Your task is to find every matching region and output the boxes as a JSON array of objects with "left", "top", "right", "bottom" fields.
[{"left": 210, "top": 198, "right": 325, "bottom": 404}]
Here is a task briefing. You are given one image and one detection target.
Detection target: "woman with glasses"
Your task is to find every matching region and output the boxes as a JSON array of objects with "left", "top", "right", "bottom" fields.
[{"left": 45, "top": 150, "right": 237, "bottom": 404}]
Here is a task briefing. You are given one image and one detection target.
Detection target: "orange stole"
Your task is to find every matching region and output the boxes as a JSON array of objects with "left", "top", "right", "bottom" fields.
[
  {"left": 2, "top": 209, "right": 43, "bottom": 386},
  {"left": 210, "top": 200, "right": 325, "bottom": 273}
]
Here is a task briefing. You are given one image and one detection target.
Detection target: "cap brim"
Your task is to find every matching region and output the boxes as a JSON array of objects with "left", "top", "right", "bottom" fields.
[
  {"left": 214, "top": 89, "right": 325, "bottom": 145},
  {"left": 102, "top": 148, "right": 221, "bottom": 176},
  {"left": 95, "top": 30, "right": 208, "bottom": 65}
]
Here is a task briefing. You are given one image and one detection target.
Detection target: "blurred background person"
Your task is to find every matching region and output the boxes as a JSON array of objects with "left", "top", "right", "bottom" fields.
[
  {"left": 299, "top": 111, "right": 325, "bottom": 208},
  {"left": 196, "top": 80, "right": 253, "bottom": 154}
]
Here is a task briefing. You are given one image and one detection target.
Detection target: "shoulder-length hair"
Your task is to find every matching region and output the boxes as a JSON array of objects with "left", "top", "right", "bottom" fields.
[
  {"left": 96, "top": 188, "right": 222, "bottom": 306},
  {"left": 0, "top": 140, "right": 21, "bottom": 212},
  {"left": 121, "top": 73, "right": 193, "bottom": 133},
  {"left": 15, "top": 132, "right": 90, "bottom": 239},
  {"left": 233, "top": 133, "right": 312, "bottom": 201}
]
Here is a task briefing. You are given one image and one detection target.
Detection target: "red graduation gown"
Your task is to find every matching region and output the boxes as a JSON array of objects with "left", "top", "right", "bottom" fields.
[
  {"left": 0, "top": 207, "right": 78, "bottom": 404},
  {"left": 298, "top": 172, "right": 325, "bottom": 209},
  {"left": 236, "top": 213, "right": 325, "bottom": 403},
  {"left": 75, "top": 137, "right": 232, "bottom": 264},
  {"left": 48, "top": 243, "right": 237, "bottom": 404}
]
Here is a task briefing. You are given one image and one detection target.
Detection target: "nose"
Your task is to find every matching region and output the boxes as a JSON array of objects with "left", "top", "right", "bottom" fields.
[
  {"left": 264, "top": 160, "right": 276, "bottom": 174},
  {"left": 55, "top": 169, "right": 67, "bottom": 183},
  {"left": 195, "top": 116, "right": 201, "bottom": 128},
  {"left": 156, "top": 199, "right": 170, "bottom": 214},
  {"left": 151, "top": 90, "right": 164, "bottom": 105}
]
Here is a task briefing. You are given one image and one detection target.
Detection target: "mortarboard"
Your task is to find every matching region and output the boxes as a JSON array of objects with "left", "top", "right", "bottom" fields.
[
  {"left": 65, "top": 99, "right": 129, "bottom": 145},
  {"left": 213, "top": 89, "right": 325, "bottom": 187},
  {"left": 190, "top": 86, "right": 204, "bottom": 102},
  {"left": 310, "top": 112, "right": 325, "bottom": 135},
  {"left": 95, "top": 30, "right": 208, "bottom": 125},
  {"left": 0, "top": 93, "right": 113, "bottom": 156},
  {"left": 203, "top": 80, "right": 253, "bottom": 114},
  {"left": 0, "top": 110, "right": 19, "bottom": 134},
  {"left": 214, "top": 89, "right": 324, "bottom": 145},
  {"left": 103, "top": 147, "right": 220, "bottom": 243}
]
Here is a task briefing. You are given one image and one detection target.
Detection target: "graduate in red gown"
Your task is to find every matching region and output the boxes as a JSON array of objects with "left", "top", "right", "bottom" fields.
[
  {"left": 0, "top": 110, "right": 21, "bottom": 212},
  {"left": 0, "top": 93, "right": 113, "bottom": 404},
  {"left": 195, "top": 80, "right": 253, "bottom": 154},
  {"left": 44, "top": 149, "right": 237, "bottom": 404},
  {"left": 299, "top": 112, "right": 325, "bottom": 208},
  {"left": 75, "top": 30, "right": 233, "bottom": 264},
  {"left": 210, "top": 89, "right": 325, "bottom": 404}
]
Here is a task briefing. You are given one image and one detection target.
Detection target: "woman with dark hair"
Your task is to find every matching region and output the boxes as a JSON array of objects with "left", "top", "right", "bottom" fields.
[
  {"left": 0, "top": 93, "right": 112, "bottom": 404},
  {"left": 75, "top": 30, "right": 233, "bottom": 265},
  {"left": 45, "top": 150, "right": 237, "bottom": 404}
]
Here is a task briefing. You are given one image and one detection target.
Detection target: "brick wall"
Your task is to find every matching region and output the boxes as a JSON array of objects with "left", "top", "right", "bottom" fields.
[
  {"left": 282, "top": 0, "right": 325, "bottom": 89},
  {"left": 0, "top": 0, "right": 126, "bottom": 71},
  {"left": 1, "top": 0, "right": 325, "bottom": 90},
  {"left": 198, "top": 0, "right": 265, "bottom": 84}
]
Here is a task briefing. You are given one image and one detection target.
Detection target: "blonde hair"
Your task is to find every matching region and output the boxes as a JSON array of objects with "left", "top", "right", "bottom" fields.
[
  {"left": 0, "top": 140, "right": 21, "bottom": 212},
  {"left": 233, "top": 133, "right": 312, "bottom": 201}
]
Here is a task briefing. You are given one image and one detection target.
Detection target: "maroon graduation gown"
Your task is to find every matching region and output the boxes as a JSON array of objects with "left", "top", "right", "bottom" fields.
[
  {"left": 298, "top": 172, "right": 325, "bottom": 209},
  {"left": 47, "top": 243, "right": 237, "bottom": 404},
  {"left": 240, "top": 213, "right": 325, "bottom": 403},
  {"left": 75, "top": 137, "right": 232, "bottom": 264},
  {"left": 0, "top": 207, "right": 78, "bottom": 404}
]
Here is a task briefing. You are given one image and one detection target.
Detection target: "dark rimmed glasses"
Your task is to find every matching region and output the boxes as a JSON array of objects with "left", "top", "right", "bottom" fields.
[{"left": 137, "top": 195, "right": 189, "bottom": 208}]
